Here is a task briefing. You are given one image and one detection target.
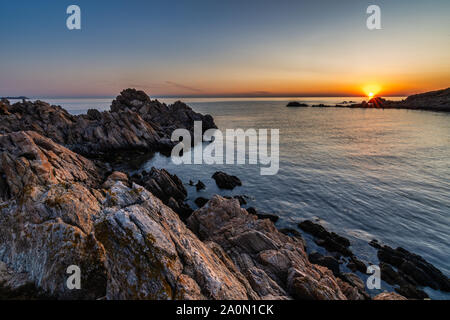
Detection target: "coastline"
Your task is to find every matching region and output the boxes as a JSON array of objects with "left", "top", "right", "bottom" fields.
[
  {"left": 287, "top": 88, "right": 450, "bottom": 113},
  {"left": 0, "top": 88, "right": 449, "bottom": 300}
]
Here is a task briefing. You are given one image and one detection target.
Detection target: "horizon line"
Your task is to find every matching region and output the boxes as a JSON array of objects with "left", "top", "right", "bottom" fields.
[{"left": 7, "top": 94, "right": 409, "bottom": 100}]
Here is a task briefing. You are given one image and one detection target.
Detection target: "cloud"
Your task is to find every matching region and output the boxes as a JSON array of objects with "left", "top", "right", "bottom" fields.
[{"left": 165, "top": 81, "right": 203, "bottom": 93}]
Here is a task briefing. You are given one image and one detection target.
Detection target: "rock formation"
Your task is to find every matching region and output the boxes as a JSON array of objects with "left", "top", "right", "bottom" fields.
[
  {"left": 187, "top": 196, "right": 357, "bottom": 300},
  {"left": 0, "top": 88, "right": 216, "bottom": 158},
  {"left": 212, "top": 171, "right": 242, "bottom": 190}
]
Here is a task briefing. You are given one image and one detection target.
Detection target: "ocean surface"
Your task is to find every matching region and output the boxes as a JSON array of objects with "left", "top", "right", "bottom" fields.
[{"left": 26, "top": 97, "right": 450, "bottom": 299}]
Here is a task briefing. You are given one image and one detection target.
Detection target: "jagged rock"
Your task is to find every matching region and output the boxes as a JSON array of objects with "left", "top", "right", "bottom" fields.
[
  {"left": 377, "top": 245, "right": 450, "bottom": 291},
  {"left": 369, "top": 239, "right": 382, "bottom": 249},
  {"left": 0, "top": 131, "right": 107, "bottom": 299},
  {"left": 347, "top": 256, "right": 366, "bottom": 273},
  {"left": 246, "top": 207, "right": 257, "bottom": 215},
  {"left": 195, "top": 197, "right": 209, "bottom": 208},
  {"left": 337, "top": 273, "right": 370, "bottom": 300},
  {"left": 195, "top": 180, "right": 205, "bottom": 191},
  {"left": 132, "top": 167, "right": 192, "bottom": 219},
  {"left": 233, "top": 195, "right": 247, "bottom": 205},
  {"left": 102, "top": 171, "right": 129, "bottom": 189},
  {"left": 0, "top": 131, "right": 260, "bottom": 300},
  {"left": 373, "top": 292, "right": 407, "bottom": 300},
  {"left": 110, "top": 89, "right": 216, "bottom": 137},
  {"left": 95, "top": 182, "right": 256, "bottom": 300},
  {"left": 0, "top": 89, "right": 217, "bottom": 158},
  {"left": 256, "top": 213, "right": 279, "bottom": 223},
  {"left": 308, "top": 252, "right": 340, "bottom": 276},
  {"left": 298, "top": 220, "right": 352, "bottom": 256},
  {"left": 395, "top": 284, "right": 428, "bottom": 300},
  {"left": 212, "top": 171, "right": 242, "bottom": 190},
  {"left": 245, "top": 206, "right": 279, "bottom": 222},
  {"left": 187, "top": 196, "right": 349, "bottom": 299},
  {"left": 336, "top": 278, "right": 367, "bottom": 300}
]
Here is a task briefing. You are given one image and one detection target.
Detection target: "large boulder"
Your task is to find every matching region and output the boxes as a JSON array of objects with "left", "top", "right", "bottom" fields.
[
  {"left": 187, "top": 195, "right": 350, "bottom": 300},
  {"left": 212, "top": 171, "right": 242, "bottom": 190},
  {"left": 131, "top": 167, "right": 192, "bottom": 219}
]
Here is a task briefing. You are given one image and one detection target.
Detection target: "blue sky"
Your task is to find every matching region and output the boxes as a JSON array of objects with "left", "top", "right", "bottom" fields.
[{"left": 1, "top": 0, "right": 449, "bottom": 97}]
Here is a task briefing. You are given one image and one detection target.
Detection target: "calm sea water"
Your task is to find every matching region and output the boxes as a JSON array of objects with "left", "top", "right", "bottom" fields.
[{"left": 28, "top": 97, "right": 450, "bottom": 299}]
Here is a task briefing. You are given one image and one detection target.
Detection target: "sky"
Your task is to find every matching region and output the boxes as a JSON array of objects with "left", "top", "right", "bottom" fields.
[{"left": 0, "top": 0, "right": 449, "bottom": 98}]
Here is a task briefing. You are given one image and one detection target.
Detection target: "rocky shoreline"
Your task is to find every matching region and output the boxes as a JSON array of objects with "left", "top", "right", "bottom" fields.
[
  {"left": 287, "top": 87, "right": 450, "bottom": 112},
  {"left": 0, "top": 89, "right": 448, "bottom": 300}
]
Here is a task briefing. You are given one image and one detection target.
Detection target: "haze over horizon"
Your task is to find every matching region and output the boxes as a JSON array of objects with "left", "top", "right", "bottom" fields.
[{"left": 1, "top": 0, "right": 449, "bottom": 98}]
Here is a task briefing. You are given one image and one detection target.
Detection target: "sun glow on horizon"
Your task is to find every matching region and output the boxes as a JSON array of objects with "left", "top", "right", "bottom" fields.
[{"left": 363, "top": 84, "right": 382, "bottom": 98}]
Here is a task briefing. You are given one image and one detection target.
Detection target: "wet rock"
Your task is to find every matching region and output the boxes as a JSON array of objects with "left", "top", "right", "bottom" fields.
[
  {"left": 246, "top": 207, "right": 257, "bottom": 215},
  {"left": 195, "top": 180, "right": 205, "bottom": 191},
  {"left": 379, "top": 262, "right": 408, "bottom": 286},
  {"left": 347, "top": 256, "right": 367, "bottom": 273},
  {"left": 377, "top": 245, "right": 450, "bottom": 291},
  {"left": 369, "top": 239, "right": 382, "bottom": 249},
  {"left": 187, "top": 196, "right": 350, "bottom": 299},
  {"left": 395, "top": 284, "right": 428, "bottom": 300},
  {"left": 337, "top": 273, "right": 370, "bottom": 300},
  {"left": 279, "top": 228, "right": 307, "bottom": 251},
  {"left": 233, "top": 195, "right": 247, "bottom": 205},
  {"left": 286, "top": 102, "right": 308, "bottom": 107},
  {"left": 298, "top": 220, "right": 352, "bottom": 256},
  {"left": 244, "top": 206, "right": 278, "bottom": 222},
  {"left": 194, "top": 197, "right": 209, "bottom": 208},
  {"left": 131, "top": 167, "right": 192, "bottom": 219},
  {"left": 212, "top": 171, "right": 242, "bottom": 190},
  {"left": 256, "top": 213, "right": 279, "bottom": 223},
  {"left": 308, "top": 252, "right": 340, "bottom": 276}
]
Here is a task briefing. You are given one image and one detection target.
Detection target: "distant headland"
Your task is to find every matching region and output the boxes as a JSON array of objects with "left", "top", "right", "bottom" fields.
[
  {"left": 287, "top": 88, "right": 450, "bottom": 112},
  {"left": 1, "top": 96, "right": 28, "bottom": 100}
]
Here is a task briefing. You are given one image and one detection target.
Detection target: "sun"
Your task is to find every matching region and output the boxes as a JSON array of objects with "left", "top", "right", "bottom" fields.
[{"left": 363, "top": 84, "right": 382, "bottom": 98}]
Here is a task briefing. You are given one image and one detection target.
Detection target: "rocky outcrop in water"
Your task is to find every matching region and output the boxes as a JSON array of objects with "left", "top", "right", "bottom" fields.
[
  {"left": 286, "top": 102, "right": 308, "bottom": 107},
  {"left": 309, "top": 88, "right": 450, "bottom": 112},
  {"left": 298, "top": 220, "right": 352, "bottom": 257},
  {"left": 376, "top": 244, "right": 450, "bottom": 297},
  {"left": 131, "top": 167, "right": 193, "bottom": 219},
  {"left": 212, "top": 171, "right": 242, "bottom": 190}
]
